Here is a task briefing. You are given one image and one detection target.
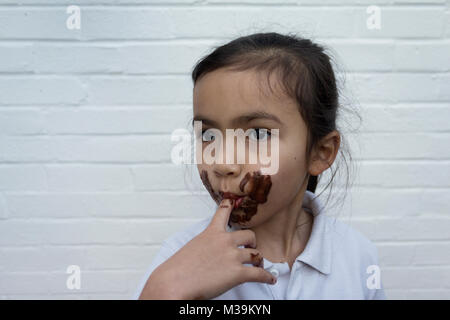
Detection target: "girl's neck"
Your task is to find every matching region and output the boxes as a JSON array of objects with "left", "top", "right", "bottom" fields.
[{"left": 250, "top": 190, "right": 314, "bottom": 268}]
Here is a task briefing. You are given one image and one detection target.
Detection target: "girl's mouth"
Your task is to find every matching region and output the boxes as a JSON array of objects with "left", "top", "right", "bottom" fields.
[
  {"left": 233, "top": 196, "right": 245, "bottom": 209},
  {"left": 200, "top": 170, "right": 272, "bottom": 227},
  {"left": 220, "top": 192, "right": 246, "bottom": 209}
]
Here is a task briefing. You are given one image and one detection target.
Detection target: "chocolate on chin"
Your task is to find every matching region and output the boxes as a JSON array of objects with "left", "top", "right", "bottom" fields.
[{"left": 199, "top": 169, "right": 272, "bottom": 228}]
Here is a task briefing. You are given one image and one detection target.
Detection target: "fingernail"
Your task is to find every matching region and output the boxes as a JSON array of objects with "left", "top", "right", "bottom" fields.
[{"left": 272, "top": 277, "right": 277, "bottom": 284}]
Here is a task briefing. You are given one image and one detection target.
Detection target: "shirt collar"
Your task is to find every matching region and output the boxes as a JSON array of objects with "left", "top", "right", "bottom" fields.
[{"left": 230, "top": 190, "right": 333, "bottom": 275}]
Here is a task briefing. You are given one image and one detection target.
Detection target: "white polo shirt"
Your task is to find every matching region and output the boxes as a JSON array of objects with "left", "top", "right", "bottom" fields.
[{"left": 133, "top": 190, "right": 386, "bottom": 300}]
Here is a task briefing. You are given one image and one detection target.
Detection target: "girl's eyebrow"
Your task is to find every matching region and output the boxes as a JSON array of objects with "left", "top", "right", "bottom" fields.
[
  {"left": 235, "top": 111, "right": 283, "bottom": 125},
  {"left": 192, "top": 111, "right": 282, "bottom": 127},
  {"left": 192, "top": 115, "right": 219, "bottom": 127}
]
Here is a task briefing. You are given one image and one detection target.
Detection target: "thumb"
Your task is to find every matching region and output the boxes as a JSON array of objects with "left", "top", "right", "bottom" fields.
[{"left": 209, "top": 198, "right": 234, "bottom": 231}]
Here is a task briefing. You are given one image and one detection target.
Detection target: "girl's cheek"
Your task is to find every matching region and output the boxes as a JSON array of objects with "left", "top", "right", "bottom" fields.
[
  {"left": 263, "top": 174, "right": 282, "bottom": 206},
  {"left": 263, "top": 166, "right": 295, "bottom": 206},
  {"left": 199, "top": 168, "right": 221, "bottom": 204}
]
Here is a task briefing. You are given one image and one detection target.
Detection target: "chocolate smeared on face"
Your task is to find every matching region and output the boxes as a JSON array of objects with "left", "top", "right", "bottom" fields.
[
  {"left": 239, "top": 170, "right": 272, "bottom": 203},
  {"left": 200, "top": 169, "right": 272, "bottom": 228},
  {"left": 230, "top": 170, "right": 272, "bottom": 225}
]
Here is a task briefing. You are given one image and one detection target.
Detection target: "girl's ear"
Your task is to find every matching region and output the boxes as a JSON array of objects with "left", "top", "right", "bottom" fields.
[{"left": 308, "top": 130, "right": 341, "bottom": 176}]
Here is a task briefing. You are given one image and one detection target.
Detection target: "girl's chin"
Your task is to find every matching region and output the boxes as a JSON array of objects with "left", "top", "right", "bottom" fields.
[
  {"left": 229, "top": 209, "right": 253, "bottom": 226},
  {"left": 229, "top": 220, "right": 250, "bottom": 229}
]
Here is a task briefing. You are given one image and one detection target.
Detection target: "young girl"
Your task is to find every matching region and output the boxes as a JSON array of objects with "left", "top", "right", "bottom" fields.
[{"left": 134, "top": 32, "right": 385, "bottom": 300}]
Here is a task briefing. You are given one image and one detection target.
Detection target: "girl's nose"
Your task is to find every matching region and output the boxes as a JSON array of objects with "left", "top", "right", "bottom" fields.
[{"left": 213, "top": 163, "right": 241, "bottom": 177}]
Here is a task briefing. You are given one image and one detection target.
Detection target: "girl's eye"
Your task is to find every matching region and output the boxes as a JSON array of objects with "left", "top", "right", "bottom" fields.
[
  {"left": 200, "top": 128, "right": 271, "bottom": 142},
  {"left": 249, "top": 128, "right": 271, "bottom": 141},
  {"left": 202, "top": 129, "right": 216, "bottom": 142}
]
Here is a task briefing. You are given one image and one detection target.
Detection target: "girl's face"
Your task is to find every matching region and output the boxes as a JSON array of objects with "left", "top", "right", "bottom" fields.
[{"left": 193, "top": 68, "right": 312, "bottom": 228}]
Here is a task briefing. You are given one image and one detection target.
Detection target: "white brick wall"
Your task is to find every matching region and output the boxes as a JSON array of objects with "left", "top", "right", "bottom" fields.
[{"left": 0, "top": 0, "right": 449, "bottom": 299}]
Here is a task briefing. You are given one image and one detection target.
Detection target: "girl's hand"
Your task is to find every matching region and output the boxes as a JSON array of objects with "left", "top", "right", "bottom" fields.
[{"left": 138, "top": 198, "right": 276, "bottom": 300}]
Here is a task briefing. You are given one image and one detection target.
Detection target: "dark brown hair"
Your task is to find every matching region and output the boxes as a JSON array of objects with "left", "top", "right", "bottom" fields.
[{"left": 191, "top": 32, "right": 361, "bottom": 212}]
